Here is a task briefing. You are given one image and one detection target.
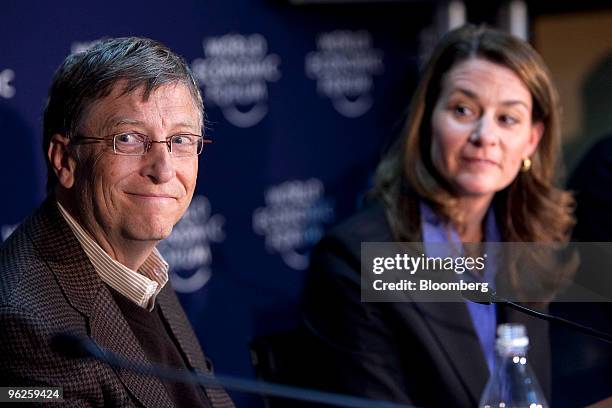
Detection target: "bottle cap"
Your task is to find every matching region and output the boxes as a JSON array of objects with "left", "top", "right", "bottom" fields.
[{"left": 496, "top": 323, "right": 529, "bottom": 349}]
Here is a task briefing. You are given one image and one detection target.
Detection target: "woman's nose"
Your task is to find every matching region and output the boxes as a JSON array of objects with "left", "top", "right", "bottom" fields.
[{"left": 469, "top": 115, "right": 499, "bottom": 146}]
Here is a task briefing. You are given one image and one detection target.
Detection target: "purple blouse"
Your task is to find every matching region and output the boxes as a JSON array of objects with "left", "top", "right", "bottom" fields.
[{"left": 420, "top": 201, "right": 499, "bottom": 374}]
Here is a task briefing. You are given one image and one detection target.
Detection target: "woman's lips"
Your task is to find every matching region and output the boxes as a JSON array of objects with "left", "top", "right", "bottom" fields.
[{"left": 462, "top": 157, "right": 500, "bottom": 167}]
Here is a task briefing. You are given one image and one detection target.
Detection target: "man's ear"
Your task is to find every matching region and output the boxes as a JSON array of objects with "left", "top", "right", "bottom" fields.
[{"left": 48, "top": 134, "right": 77, "bottom": 189}]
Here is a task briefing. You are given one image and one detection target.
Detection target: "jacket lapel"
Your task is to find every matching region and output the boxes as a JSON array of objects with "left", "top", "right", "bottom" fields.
[
  {"left": 377, "top": 198, "right": 490, "bottom": 404},
  {"left": 30, "top": 199, "right": 174, "bottom": 408},
  {"left": 88, "top": 289, "right": 175, "bottom": 408},
  {"left": 157, "top": 286, "right": 235, "bottom": 408},
  {"left": 410, "top": 299, "right": 490, "bottom": 405}
]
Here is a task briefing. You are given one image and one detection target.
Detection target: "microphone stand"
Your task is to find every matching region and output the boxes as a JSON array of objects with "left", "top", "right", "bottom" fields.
[
  {"left": 462, "top": 290, "right": 612, "bottom": 344},
  {"left": 52, "top": 333, "right": 416, "bottom": 408},
  {"left": 491, "top": 293, "right": 612, "bottom": 344}
]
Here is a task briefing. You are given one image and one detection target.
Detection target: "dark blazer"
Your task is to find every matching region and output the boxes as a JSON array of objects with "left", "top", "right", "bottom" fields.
[
  {"left": 0, "top": 199, "right": 234, "bottom": 408},
  {"left": 300, "top": 201, "right": 551, "bottom": 407}
]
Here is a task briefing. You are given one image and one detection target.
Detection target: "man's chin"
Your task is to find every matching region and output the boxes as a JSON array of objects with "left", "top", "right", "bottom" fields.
[{"left": 124, "top": 225, "right": 174, "bottom": 242}]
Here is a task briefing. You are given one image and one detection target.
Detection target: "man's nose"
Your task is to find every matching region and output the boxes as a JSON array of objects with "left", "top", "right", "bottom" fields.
[{"left": 141, "top": 141, "right": 176, "bottom": 183}]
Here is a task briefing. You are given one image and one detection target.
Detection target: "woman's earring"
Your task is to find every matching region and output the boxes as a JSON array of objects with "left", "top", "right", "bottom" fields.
[{"left": 521, "top": 157, "right": 532, "bottom": 172}]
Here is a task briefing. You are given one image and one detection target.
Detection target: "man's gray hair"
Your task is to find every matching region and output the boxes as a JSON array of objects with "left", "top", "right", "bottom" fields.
[{"left": 43, "top": 36, "right": 203, "bottom": 193}]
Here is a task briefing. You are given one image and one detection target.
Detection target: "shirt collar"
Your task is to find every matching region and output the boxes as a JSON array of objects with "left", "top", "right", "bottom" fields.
[
  {"left": 420, "top": 200, "right": 500, "bottom": 284},
  {"left": 57, "top": 200, "right": 168, "bottom": 311},
  {"left": 420, "top": 200, "right": 501, "bottom": 243}
]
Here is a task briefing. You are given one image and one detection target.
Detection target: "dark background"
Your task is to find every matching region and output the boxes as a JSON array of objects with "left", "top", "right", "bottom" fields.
[{"left": 1, "top": 1, "right": 610, "bottom": 406}]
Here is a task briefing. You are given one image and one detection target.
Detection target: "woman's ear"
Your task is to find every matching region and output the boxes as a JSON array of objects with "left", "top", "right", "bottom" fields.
[
  {"left": 48, "top": 134, "right": 77, "bottom": 189},
  {"left": 525, "top": 121, "right": 544, "bottom": 157},
  {"left": 523, "top": 122, "right": 545, "bottom": 159}
]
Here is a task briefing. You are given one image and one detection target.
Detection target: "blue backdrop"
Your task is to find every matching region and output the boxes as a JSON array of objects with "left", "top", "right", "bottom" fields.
[{"left": 0, "top": 0, "right": 435, "bottom": 406}]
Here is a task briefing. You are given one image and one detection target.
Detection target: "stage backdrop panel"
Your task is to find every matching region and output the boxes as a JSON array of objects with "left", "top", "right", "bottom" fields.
[{"left": 0, "top": 0, "right": 432, "bottom": 406}]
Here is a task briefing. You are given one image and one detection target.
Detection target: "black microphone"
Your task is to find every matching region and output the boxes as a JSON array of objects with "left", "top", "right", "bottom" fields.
[
  {"left": 51, "top": 333, "right": 417, "bottom": 408},
  {"left": 461, "top": 290, "right": 612, "bottom": 344}
]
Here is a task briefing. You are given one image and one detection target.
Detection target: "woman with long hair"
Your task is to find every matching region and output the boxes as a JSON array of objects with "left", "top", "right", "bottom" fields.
[{"left": 300, "top": 24, "right": 574, "bottom": 407}]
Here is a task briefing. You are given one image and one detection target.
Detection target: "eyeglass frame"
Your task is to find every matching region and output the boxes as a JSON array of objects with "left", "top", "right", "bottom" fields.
[{"left": 70, "top": 132, "right": 211, "bottom": 157}]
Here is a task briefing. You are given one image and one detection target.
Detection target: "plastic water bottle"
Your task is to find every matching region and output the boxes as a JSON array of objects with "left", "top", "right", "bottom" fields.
[{"left": 479, "top": 323, "right": 548, "bottom": 408}]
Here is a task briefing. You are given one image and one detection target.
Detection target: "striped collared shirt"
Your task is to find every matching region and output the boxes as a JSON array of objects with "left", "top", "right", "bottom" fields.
[{"left": 57, "top": 201, "right": 168, "bottom": 311}]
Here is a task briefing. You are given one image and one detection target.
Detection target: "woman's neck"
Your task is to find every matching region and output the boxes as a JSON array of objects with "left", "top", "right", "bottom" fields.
[{"left": 452, "top": 195, "right": 493, "bottom": 243}]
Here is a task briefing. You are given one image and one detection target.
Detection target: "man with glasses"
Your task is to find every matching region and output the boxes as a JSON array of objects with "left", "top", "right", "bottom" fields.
[{"left": 0, "top": 37, "right": 234, "bottom": 407}]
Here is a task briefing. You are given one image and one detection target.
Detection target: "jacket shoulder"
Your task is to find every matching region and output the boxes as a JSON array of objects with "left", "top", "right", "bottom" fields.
[
  {"left": 325, "top": 201, "right": 394, "bottom": 247},
  {"left": 0, "top": 212, "right": 40, "bottom": 305},
  {"left": 0, "top": 201, "right": 71, "bottom": 316},
  {"left": 308, "top": 201, "right": 395, "bottom": 276}
]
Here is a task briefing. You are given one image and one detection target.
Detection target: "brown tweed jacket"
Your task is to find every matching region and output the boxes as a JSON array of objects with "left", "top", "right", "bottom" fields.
[{"left": 0, "top": 198, "right": 234, "bottom": 408}]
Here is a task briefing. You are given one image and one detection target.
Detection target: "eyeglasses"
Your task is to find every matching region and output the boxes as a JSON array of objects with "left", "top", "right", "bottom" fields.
[{"left": 72, "top": 132, "right": 211, "bottom": 157}]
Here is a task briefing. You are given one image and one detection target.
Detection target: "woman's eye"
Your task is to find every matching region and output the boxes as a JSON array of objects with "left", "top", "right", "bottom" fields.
[
  {"left": 453, "top": 104, "right": 474, "bottom": 117},
  {"left": 499, "top": 114, "right": 519, "bottom": 126}
]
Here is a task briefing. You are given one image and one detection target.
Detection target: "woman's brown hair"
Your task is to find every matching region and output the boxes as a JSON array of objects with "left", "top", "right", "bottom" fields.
[{"left": 373, "top": 24, "right": 574, "bottom": 244}]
